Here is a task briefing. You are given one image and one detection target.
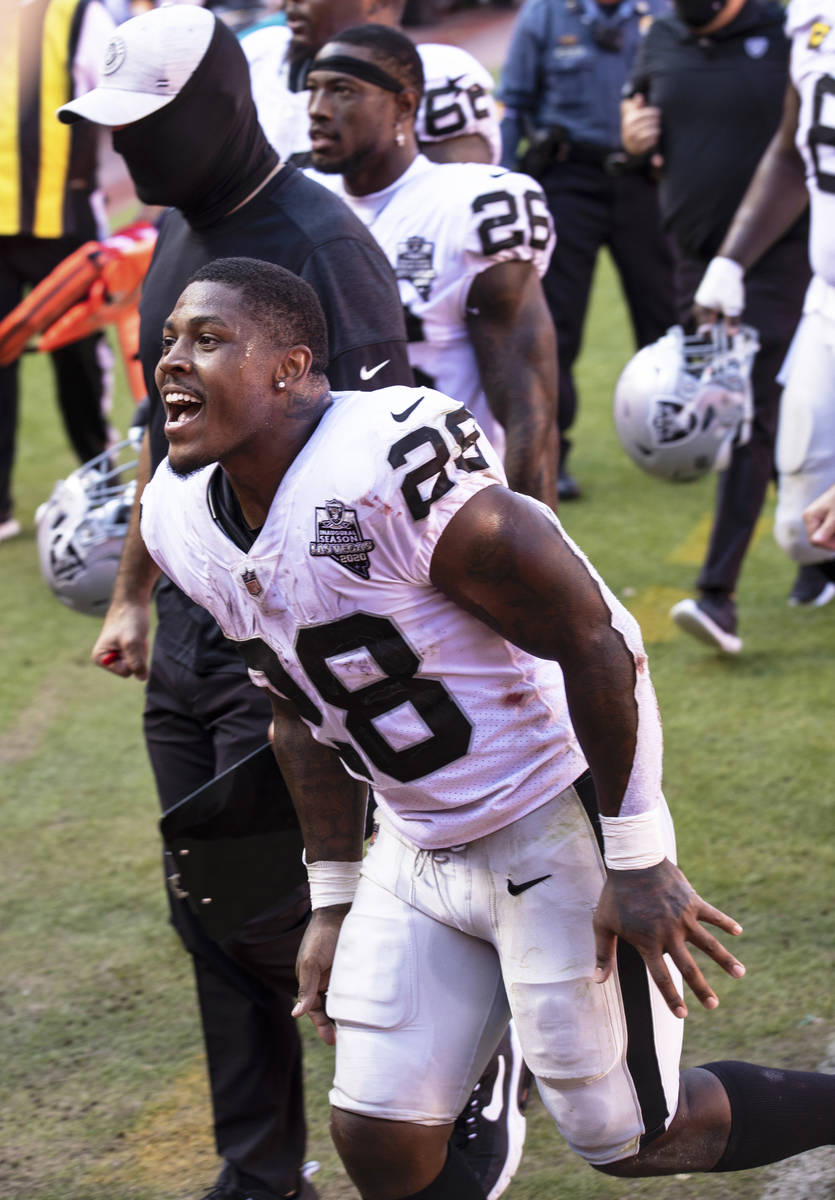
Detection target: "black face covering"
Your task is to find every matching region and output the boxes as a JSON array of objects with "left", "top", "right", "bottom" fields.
[
  {"left": 113, "top": 17, "right": 278, "bottom": 229},
  {"left": 674, "top": 0, "right": 726, "bottom": 27}
]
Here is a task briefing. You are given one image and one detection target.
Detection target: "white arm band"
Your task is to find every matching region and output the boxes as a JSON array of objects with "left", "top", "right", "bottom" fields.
[
  {"left": 600, "top": 809, "right": 665, "bottom": 870},
  {"left": 303, "top": 854, "right": 362, "bottom": 910},
  {"left": 694, "top": 256, "right": 745, "bottom": 317}
]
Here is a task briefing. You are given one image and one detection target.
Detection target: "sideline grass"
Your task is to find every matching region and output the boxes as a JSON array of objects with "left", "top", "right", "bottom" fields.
[{"left": 0, "top": 254, "right": 832, "bottom": 1200}]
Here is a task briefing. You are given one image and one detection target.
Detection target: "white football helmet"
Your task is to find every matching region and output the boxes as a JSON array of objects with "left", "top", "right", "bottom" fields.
[
  {"left": 416, "top": 44, "right": 502, "bottom": 165},
  {"left": 36, "top": 427, "right": 143, "bottom": 617},
  {"left": 613, "top": 324, "right": 759, "bottom": 482}
]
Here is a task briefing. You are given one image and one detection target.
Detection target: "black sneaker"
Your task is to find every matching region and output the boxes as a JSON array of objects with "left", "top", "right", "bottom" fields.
[
  {"left": 788, "top": 563, "right": 835, "bottom": 608},
  {"left": 670, "top": 591, "right": 741, "bottom": 654},
  {"left": 453, "top": 1021, "right": 532, "bottom": 1199},
  {"left": 557, "top": 463, "right": 581, "bottom": 501}
]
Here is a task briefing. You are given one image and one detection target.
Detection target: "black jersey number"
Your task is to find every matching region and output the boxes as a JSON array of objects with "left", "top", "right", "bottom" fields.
[
  {"left": 472, "top": 188, "right": 552, "bottom": 255},
  {"left": 809, "top": 74, "right": 835, "bottom": 194},
  {"left": 388, "top": 406, "right": 489, "bottom": 520},
  {"left": 239, "top": 618, "right": 472, "bottom": 784},
  {"left": 422, "top": 80, "right": 490, "bottom": 139},
  {"left": 296, "top": 613, "right": 472, "bottom": 783}
]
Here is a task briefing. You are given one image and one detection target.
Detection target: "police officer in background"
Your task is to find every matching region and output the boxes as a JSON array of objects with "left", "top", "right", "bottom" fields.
[
  {"left": 498, "top": 0, "right": 676, "bottom": 499},
  {"left": 622, "top": 0, "right": 817, "bottom": 653}
]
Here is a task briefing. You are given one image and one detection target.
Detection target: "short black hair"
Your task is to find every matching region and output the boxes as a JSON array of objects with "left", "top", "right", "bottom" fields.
[
  {"left": 330, "top": 24, "right": 424, "bottom": 99},
  {"left": 186, "top": 257, "right": 329, "bottom": 374}
]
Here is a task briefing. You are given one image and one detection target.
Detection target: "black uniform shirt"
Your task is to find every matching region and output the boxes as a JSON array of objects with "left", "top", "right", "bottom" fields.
[{"left": 630, "top": 0, "right": 807, "bottom": 259}]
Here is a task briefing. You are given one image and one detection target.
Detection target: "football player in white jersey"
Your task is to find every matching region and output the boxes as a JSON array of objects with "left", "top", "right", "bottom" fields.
[
  {"left": 694, "top": 0, "right": 835, "bottom": 586},
  {"left": 241, "top": 0, "right": 502, "bottom": 167},
  {"left": 305, "top": 25, "right": 559, "bottom": 510},
  {"left": 142, "top": 256, "right": 835, "bottom": 1200}
]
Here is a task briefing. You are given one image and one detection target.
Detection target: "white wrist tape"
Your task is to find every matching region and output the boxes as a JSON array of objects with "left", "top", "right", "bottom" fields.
[
  {"left": 694, "top": 256, "right": 745, "bottom": 317},
  {"left": 600, "top": 809, "right": 665, "bottom": 871},
  {"left": 303, "top": 854, "right": 362, "bottom": 909}
]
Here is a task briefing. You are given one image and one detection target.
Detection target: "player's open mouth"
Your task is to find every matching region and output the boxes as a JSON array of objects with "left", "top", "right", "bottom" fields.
[{"left": 164, "top": 391, "right": 204, "bottom": 434}]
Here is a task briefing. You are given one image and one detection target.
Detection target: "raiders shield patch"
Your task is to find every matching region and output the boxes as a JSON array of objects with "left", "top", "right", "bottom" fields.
[
  {"left": 309, "top": 499, "right": 375, "bottom": 579},
  {"left": 396, "top": 236, "right": 436, "bottom": 301}
]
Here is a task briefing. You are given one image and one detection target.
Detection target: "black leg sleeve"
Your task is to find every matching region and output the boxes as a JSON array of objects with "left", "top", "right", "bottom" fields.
[
  {"left": 398, "top": 1146, "right": 486, "bottom": 1200},
  {"left": 702, "top": 1060, "right": 835, "bottom": 1172}
]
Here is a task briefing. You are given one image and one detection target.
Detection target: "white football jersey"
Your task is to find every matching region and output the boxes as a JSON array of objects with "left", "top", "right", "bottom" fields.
[
  {"left": 141, "top": 387, "right": 587, "bottom": 850},
  {"left": 242, "top": 28, "right": 502, "bottom": 165},
  {"left": 788, "top": 0, "right": 835, "bottom": 286},
  {"left": 307, "top": 156, "right": 555, "bottom": 462},
  {"left": 241, "top": 24, "right": 311, "bottom": 162}
]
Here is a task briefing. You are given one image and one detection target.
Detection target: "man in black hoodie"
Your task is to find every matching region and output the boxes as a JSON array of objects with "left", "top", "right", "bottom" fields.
[
  {"left": 621, "top": 0, "right": 820, "bottom": 653},
  {"left": 59, "top": 7, "right": 410, "bottom": 1198}
]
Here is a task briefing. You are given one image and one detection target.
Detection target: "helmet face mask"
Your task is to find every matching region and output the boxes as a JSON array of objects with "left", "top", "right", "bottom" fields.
[
  {"left": 613, "top": 324, "right": 759, "bottom": 482},
  {"left": 36, "top": 429, "right": 142, "bottom": 617}
]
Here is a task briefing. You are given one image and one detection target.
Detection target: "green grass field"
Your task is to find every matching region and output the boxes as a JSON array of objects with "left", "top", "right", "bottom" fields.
[{"left": 0, "top": 254, "right": 832, "bottom": 1200}]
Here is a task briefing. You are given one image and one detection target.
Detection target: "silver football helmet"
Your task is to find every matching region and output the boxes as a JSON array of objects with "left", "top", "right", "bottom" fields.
[
  {"left": 36, "top": 426, "right": 143, "bottom": 617},
  {"left": 613, "top": 323, "right": 759, "bottom": 482}
]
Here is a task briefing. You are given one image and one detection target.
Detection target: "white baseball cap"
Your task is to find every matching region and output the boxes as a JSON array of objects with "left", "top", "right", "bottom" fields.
[{"left": 57, "top": 5, "right": 216, "bottom": 126}]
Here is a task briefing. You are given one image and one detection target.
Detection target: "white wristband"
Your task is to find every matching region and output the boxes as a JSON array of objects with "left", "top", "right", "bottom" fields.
[
  {"left": 694, "top": 256, "right": 745, "bottom": 317},
  {"left": 600, "top": 809, "right": 665, "bottom": 871},
  {"left": 303, "top": 854, "right": 362, "bottom": 909}
]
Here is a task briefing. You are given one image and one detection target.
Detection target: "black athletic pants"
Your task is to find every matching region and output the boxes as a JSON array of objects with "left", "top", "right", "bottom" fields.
[
  {"left": 675, "top": 235, "right": 810, "bottom": 596},
  {"left": 144, "top": 643, "right": 309, "bottom": 1198},
  {"left": 538, "top": 161, "right": 676, "bottom": 456},
  {"left": 0, "top": 234, "right": 110, "bottom": 522}
]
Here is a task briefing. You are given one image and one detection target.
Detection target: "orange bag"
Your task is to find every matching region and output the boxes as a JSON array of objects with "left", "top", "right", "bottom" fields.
[{"left": 0, "top": 222, "right": 157, "bottom": 400}]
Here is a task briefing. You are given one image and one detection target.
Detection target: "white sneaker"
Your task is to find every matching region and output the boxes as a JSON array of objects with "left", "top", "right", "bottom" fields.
[
  {"left": 671, "top": 596, "right": 742, "bottom": 655},
  {"left": 0, "top": 517, "right": 21, "bottom": 542}
]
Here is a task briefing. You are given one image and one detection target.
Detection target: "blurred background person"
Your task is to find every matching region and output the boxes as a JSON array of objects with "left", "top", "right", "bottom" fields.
[
  {"left": 498, "top": 0, "right": 676, "bottom": 501},
  {"left": 0, "top": 0, "right": 117, "bottom": 544},
  {"left": 306, "top": 24, "right": 560, "bottom": 509},
  {"left": 692, "top": 0, "right": 835, "bottom": 600},
  {"left": 621, "top": 0, "right": 815, "bottom": 655},
  {"left": 241, "top": 0, "right": 504, "bottom": 167}
]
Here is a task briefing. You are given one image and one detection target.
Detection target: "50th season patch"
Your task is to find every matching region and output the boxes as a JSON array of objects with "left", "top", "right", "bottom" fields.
[{"left": 309, "top": 499, "right": 375, "bottom": 579}]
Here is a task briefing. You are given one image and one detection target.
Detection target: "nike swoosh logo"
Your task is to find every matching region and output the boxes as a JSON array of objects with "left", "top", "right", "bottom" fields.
[
  {"left": 359, "top": 359, "right": 390, "bottom": 381},
  {"left": 391, "top": 396, "right": 423, "bottom": 422},
  {"left": 507, "top": 874, "right": 552, "bottom": 896},
  {"left": 480, "top": 1052, "right": 506, "bottom": 1122}
]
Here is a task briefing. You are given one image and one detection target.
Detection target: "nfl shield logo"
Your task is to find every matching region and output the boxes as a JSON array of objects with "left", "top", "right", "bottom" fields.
[{"left": 241, "top": 568, "right": 263, "bottom": 597}]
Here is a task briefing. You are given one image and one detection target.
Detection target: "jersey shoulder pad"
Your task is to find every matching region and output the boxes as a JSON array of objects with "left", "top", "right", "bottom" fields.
[
  {"left": 326, "top": 385, "right": 503, "bottom": 495},
  {"left": 141, "top": 461, "right": 211, "bottom": 578},
  {"left": 458, "top": 165, "right": 555, "bottom": 272}
]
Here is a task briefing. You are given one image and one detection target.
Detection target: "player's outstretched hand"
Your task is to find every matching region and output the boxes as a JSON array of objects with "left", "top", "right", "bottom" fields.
[
  {"left": 593, "top": 858, "right": 745, "bottom": 1019},
  {"left": 292, "top": 905, "right": 349, "bottom": 1046},
  {"left": 91, "top": 599, "right": 150, "bottom": 680}
]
